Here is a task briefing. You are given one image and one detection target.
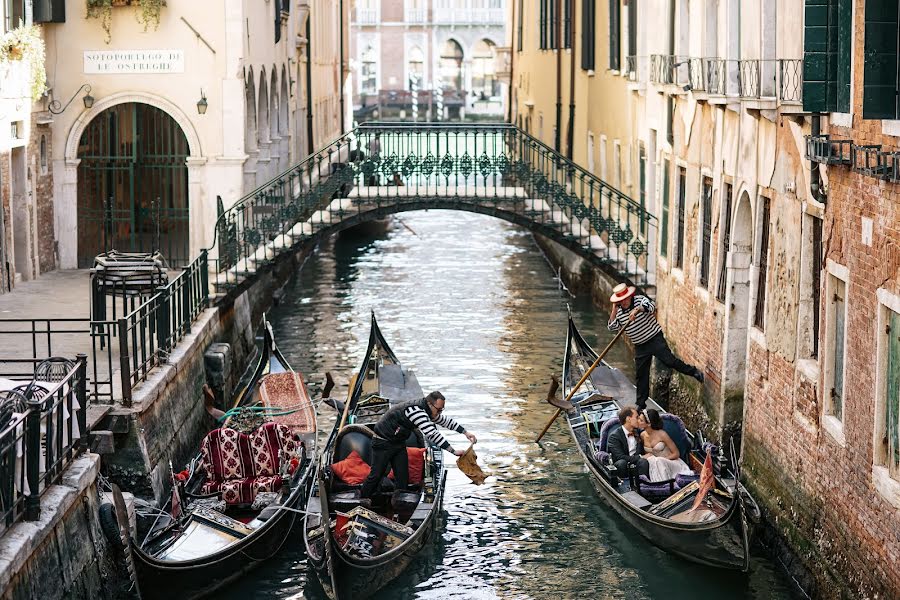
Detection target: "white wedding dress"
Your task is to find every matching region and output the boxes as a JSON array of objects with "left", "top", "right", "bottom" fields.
[{"left": 647, "top": 441, "right": 692, "bottom": 482}]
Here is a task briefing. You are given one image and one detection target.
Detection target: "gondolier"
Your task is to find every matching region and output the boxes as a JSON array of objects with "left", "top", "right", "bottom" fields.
[
  {"left": 360, "top": 391, "right": 476, "bottom": 499},
  {"left": 607, "top": 283, "right": 704, "bottom": 410}
]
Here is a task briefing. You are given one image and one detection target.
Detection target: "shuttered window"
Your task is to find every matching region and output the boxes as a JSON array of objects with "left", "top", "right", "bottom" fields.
[
  {"left": 885, "top": 309, "right": 900, "bottom": 478},
  {"left": 540, "top": 0, "right": 547, "bottom": 49},
  {"left": 700, "top": 177, "right": 713, "bottom": 288},
  {"left": 674, "top": 167, "right": 686, "bottom": 269},
  {"left": 829, "top": 276, "right": 846, "bottom": 421},
  {"left": 717, "top": 183, "right": 733, "bottom": 302},
  {"left": 609, "top": 0, "right": 621, "bottom": 70},
  {"left": 754, "top": 197, "right": 771, "bottom": 330},
  {"left": 661, "top": 159, "right": 670, "bottom": 258},
  {"left": 811, "top": 216, "right": 823, "bottom": 357},
  {"left": 518, "top": 0, "right": 524, "bottom": 51},
  {"left": 550, "top": 0, "right": 559, "bottom": 49},
  {"left": 803, "top": 0, "right": 851, "bottom": 113},
  {"left": 564, "top": 0, "right": 573, "bottom": 49},
  {"left": 582, "top": 0, "right": 596, "bottom": 70},
  {"left": 638, "top": 144, "right": 646, "bottom": 235},
  {"left": 863, "top": 0, "right": 900, "bottom": 119}
]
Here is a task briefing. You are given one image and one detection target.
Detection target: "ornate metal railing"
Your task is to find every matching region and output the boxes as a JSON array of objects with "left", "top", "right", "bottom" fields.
[
  {"left": 209, "top": 123, "right": 657, "bottom": 287},
  {"left": 650, "top": 55, "right": 674, "bottom": 85},
  {"left": 0, "top": 359, "right": 88, "bottom": 532},
  {"left": 778, "top": 59, "right": 803, "bottom": 102},
  {"left": 625, "top": 55, "right": 638, "bottom": 81},
  {"left": 704, "top": 58, "right": 726, "bottom": 95},
  {"left": 689, "top": 58, "right": 705, "bottom": 92},
  {"left": 738, "top": 59, "right": 778, "bottom": 99}
]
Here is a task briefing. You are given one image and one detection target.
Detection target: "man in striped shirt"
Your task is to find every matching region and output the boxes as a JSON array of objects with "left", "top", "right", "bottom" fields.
[
  {"left": 360, "top": 391, "right": 476, "bottom": 499},
  {"left": 607, "top": 283, "right": 704, "bottom": 410}
]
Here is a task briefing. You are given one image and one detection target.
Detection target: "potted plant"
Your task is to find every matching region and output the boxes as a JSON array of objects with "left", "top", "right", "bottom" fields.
[
  {"left": 0, "top": 25, "right": 46, "bottom": 100},
  {"left": 86, "top": 0, "right": 166, "bottom": 43}
]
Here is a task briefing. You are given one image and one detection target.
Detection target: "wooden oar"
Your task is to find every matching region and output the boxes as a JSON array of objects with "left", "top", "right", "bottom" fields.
[
  {"left": 535, "top": 327, "right": 627, "bottom": 443},
  {"left": 338, "top": 373, "right": 358, "bottom": 431}
]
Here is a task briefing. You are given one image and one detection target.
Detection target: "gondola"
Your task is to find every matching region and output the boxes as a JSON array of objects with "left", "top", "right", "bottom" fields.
[
  {"left": 303, "top": 313, "right": 447, "bottom": 600},
  {"left": 558, "top": 317, "right": 755, "bottom": 571},
  {"left": 120, "top": 318, "right": 319, "bottom": 600}
]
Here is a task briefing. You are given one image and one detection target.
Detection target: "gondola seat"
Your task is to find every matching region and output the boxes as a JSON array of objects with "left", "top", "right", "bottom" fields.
[
  {"left": 330, "top": 425, "right": 427, "bottom": 490},
  {"left": 199, "top": 422, "right": 300, "bottom": 505},
  {"left": 593, "top": 418, "right": 621, "bottom": 465}
]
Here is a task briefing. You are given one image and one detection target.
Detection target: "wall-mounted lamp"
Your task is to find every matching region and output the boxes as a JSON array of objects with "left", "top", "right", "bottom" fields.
[
  {"left": 48, "top": 84, "right": 93, "bottom": 114},
  {"left": 197, "top": 89, "right": 208, "bottom": 115}
]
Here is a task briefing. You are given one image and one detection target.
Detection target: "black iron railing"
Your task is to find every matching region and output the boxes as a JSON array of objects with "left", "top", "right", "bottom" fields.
[
  {"left": 704, "top": 58, "right": 726, "bottom": 95},
  {"left": 737, "top": 59, "right": 778, "bottom": 99},
  {"left": 0, "top": 358, "right": 87, "bottom": 532},
  {"left": 778, "top": 59, "right": 803, "bottom": 102},
  {"left": 689, "top": 58, "right": 705, "bottom": 92},
  {"left": 650, "top": 55, "right": 674, "bottom": 85},
  {"left": 625, "top": 55, "right": 638, "bottom": 81},
  {"left": 806, "top": 135, "right": 853, "bottom": 165},
  {"left": 852, "top": 145, "right": 893, "bottom": 178}
]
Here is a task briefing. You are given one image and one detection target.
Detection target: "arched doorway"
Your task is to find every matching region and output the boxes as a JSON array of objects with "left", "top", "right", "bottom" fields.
[
  {"left": 721, "top": 190, "right": 753, "bottom": 432},
  {"left": 471, "top": 39, "right": 498, "bottom": 99},
  {"left": 440, "top": 39, "right": 464, "bottom": 92},
  {"left": 76, "top": 103, "right": 190, "bottom": 268}
]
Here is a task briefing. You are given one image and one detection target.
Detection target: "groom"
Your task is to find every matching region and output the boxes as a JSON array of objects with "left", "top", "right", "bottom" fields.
[{"left": 607, "top": 405, "right": 649, "bottom": 477}]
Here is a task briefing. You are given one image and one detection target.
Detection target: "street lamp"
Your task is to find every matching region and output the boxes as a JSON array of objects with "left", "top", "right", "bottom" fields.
[
  {"left": 48, "top": 84, "right": 93, "bottom": 114},
  {"left": 197, "top": 90, "right": 208, "bottom": 115}
]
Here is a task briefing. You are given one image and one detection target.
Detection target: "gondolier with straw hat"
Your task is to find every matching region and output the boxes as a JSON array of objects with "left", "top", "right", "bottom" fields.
[{"left": 608, "top": 283, "right": 704, "bottom": 410}]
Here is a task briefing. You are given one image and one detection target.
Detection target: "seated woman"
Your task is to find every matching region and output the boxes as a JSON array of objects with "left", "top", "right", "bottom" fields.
[{"left": 639, "top": 409, "right": 692, "bottom": 482}]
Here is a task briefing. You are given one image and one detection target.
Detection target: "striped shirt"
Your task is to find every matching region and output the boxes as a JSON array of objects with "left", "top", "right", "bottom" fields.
[
  {"left": 405, "top": 406, "right": 465, "bottom": 452},
  {"left": 607, "top": 294, "right": 662, "bottom": 345}
]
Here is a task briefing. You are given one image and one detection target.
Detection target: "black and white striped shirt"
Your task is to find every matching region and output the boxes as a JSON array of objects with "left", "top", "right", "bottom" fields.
[
  {"left": 607, "top": 294, "right": 661, "bottom": 345},
  {"left": 405, "top": 406, "right": 465, "bottom": 452}
]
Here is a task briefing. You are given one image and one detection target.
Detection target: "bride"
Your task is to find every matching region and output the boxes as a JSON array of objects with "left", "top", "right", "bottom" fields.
[{"left": 639, "top": 409, "right": 692, "bottom": 482}]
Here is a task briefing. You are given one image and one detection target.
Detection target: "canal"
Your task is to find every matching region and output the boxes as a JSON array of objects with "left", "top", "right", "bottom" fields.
[{"left": 223, "top": 211, "right": 798, "bottom": 599}]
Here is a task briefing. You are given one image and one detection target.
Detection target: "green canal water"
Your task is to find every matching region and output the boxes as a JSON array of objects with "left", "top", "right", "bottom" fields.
[{"left": 221, "top": 211, "right": 798, "bottom": 599}]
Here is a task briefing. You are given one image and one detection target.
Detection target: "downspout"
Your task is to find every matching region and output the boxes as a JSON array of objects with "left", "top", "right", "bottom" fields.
[
  {"left": 566, "top": 0, "right": 576, "bottom": 159},
  {"left": 306, "top": 11, "right": 314, "bottom": 156},
  {"left": 810, "top": 115, "right": 827, "bottom": 202},
  {"left": 555, "top": 0, "right": 562, "bottom": 152},
  {"left": 507, "top": 0, "right": 516, "bottom": 124},
  {"left": 339, "top": 0, "right": 346, "bottom": 132}
]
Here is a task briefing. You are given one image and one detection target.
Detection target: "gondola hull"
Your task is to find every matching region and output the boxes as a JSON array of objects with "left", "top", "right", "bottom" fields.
[
  {"left": 308, "top": 471, "right": 447, "bottom": 600},
  {"left": 129, "top": 474, "right": 314, "bottom": 600},
  {"left": 560, "top": 317, "right": 750, "bottom": 571}
]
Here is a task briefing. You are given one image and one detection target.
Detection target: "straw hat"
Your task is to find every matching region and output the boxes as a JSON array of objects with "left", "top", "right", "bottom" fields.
[{"left": 610, "top": 283, "right": 636, "bottom": 304}]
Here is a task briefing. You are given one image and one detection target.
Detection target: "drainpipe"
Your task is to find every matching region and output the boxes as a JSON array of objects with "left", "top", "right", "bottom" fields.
[
  {"left": 810, "top": 114, "right": 827, "bottom": 203},
  {"left": 339, "top": 0, "right": 346, "bottom": 132},
  {"left": 555, "top": 0, "right": 562, "bottom": 152},
  {"left": 566, "top": 0, "right": 576, "bottom": 160},
  {"left": 306, "top": 11, "right": 314, "bottom": 156},
  {"left": 507, "top": 0, "right": 516, "bottom": 124}
]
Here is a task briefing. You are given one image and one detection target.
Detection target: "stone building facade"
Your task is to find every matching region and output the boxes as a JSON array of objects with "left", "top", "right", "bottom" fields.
[
  {"left": 351, "top": 0, "right": 506, "bottom": 120},
  {"left": 38, "top": 0, "right": 349, "bottom": 271},
  {"left": 512, "top": 0, "right": 899, "bottom": 597}
]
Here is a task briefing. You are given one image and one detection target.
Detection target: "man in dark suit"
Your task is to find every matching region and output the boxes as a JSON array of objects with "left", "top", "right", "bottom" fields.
[{"left": 607, "top": 405, "right": 650, "bottom": 477}]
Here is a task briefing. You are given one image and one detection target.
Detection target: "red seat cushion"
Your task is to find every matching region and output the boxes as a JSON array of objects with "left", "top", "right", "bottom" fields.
[
  {"left": 407, "top": 447, "right": 426, "bottom": 485},
  {"left": 332, "top": 450, "right": 372, "bottom": 485}
]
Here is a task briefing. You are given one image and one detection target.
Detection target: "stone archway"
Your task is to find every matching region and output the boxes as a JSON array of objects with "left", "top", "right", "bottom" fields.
[
  {"left": 720, "top": 189, "right": 754, "bottom": 431},
  {"left": 75, "top": 102, "right": 191, "bottom": 267}
]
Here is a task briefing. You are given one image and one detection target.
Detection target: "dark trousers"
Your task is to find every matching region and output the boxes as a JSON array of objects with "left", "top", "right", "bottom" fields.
[
  {"left": 360, "top": 438, "right": 408, "bottom": 499},
  {"left": 635, "top": 332, "right": 697, "bottom": 409},
  {"left": 614, "top": 456, "right": 650, "bottom": 478}
]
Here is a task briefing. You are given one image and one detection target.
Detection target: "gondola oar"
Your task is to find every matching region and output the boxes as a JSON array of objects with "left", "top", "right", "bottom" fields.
[{"left": 535, "top": 326, "right": 627, "bottom": 442}]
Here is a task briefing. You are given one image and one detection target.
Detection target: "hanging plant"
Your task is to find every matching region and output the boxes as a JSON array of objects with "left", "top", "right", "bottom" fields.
[
  {"left": 86, "top": 0, "right": 166, "bottom": 44},
  {"left": 0, "top": 25, "right": 47, "bottom": 101}
]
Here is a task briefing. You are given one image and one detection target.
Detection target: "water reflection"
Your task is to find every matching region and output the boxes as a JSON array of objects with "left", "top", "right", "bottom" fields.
[{"left": 221, "top": 211, "right": 796, "bottom": 600}]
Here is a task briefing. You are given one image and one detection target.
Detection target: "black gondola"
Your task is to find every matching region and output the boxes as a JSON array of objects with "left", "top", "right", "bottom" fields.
[
  {"left": 558, "top": 317, "right": 754, "bottom": 571},
  {"left": 303, "top": 313, "right": 447, "bottom": 600},
  {"left": 122, "top": 319, "right": 319, "bottom": 600}
]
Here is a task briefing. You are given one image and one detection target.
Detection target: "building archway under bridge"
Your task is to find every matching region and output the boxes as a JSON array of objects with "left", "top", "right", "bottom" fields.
[{"left": 75, "top": 102, "right": 191, "bottom": 268}]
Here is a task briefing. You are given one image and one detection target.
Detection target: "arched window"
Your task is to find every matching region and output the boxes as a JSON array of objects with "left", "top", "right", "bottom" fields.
[
  {"left": 408, "top": 46, "right": 424, "bottom": 89},
  {"left": 361, "top": 46, "right": 377, "bottom": 94},
  {"left": 440, "top": 39, "right": 464, "bottom": 92},
  {"left": 472, "top": 39, "right": 497, "bottom": 99}
]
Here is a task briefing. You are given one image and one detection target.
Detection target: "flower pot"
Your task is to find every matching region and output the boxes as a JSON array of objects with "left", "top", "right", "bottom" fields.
[{"left": 7, "top": 45, "right": 23, "bottom": 61}]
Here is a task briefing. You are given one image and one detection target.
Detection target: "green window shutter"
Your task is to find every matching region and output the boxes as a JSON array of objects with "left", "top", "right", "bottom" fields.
[
  {"left": 887, "top": 311, "right": 900, "bottom": 476},
  {"left": 660, "top": 159, "right": 670, "bottom": 258},
  {"left": 804, "top": 0, "right": 832, "bottom": 111},
  {"left": 608, "top": 0, "right": 621, "bottom": 70},
  {"left": 863, "top": 0, "right": 900, "bottom": 119},
  {"left": 836, "top": 0, "right": 852, "bottom": 112}
]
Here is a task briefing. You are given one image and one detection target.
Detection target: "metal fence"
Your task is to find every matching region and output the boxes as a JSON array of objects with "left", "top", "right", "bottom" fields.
[
  {"left": 0, "top": 359, "right": 87, "bottom": 533},
  {"left": 704, "top": 58, "right": 726, "bottom": 95},
  {"left": 778, "top": 59, "right": 803, "bottom": 102}
]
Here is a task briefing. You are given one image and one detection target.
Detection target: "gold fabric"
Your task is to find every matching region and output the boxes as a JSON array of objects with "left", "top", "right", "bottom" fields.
[{"left": 456, "top": 445, "right": 487, "bottom": 485}]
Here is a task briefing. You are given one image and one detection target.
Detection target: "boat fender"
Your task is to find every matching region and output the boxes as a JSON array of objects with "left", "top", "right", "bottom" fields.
[{"left": 99, "top": 502, "right": 126, "bottom": 552}]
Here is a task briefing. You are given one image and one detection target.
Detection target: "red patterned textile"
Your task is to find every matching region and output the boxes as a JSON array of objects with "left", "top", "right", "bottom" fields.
[
  {"left": 406, "top": 447, "right": 426, "bottom": 485},
  {"left": 199, "top": 423, "right": 300, "bottom": 504}
]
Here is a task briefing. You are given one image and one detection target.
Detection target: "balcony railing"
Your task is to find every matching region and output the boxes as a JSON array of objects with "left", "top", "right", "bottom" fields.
[
  {"left": 852, "top": 145, "right": 894, "bottom": 178},
  {"left": 778, "top": 59, "right": 803, "bottom": 102},
  {"left": 650, "top": 55, "right": 689, "bottom": 87},
  {"left": 737, "top": 59, "right": 778, "bottom": 99},
  {"left": 704, "top": 58, "right": 726, "bottom": 94},
  {"left": 405, "top": 8, "right": 426, "bottom": 23},
  {"left": 688, "top": 58, "right": 705, "bottom": 92},
  {"left": 434, "top": 7, "right": 503, "bottom": 24},
  {"left": 356, "top": 8, "right": 378, "bottom": 25},
  {"left": 806, "top": 135, "right": 852, "bottom": 165},
  {"left": 625, "top": 55, "right": 638, "bottom": 80}
]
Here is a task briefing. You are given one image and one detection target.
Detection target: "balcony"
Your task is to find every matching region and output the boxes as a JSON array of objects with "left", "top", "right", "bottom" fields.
[
  {"left": 649, "top": 55, "right": 689, "bottom": 88},
  {"left": 806, "top": 135, "right": 852, "bottom": 166},
  {"left": 356, "top": 8, "right": 378, "bottom": 25},
  {"left": 405, "top": 8, "right": 426, "bottom": 23},
  {"left": 777, "top": 59, "right": 803, "bottom": 103},
  {"left": 434, "top": 7, "right": 504, "bottom": 25}
]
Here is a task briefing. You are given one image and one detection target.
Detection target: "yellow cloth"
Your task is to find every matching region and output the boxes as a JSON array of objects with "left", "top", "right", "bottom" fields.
[{"left": 456, "top": 445, "right": 487, "bottom": 485}]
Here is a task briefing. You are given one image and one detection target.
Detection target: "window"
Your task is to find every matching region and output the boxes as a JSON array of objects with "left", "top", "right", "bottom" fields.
[
  {"left": 5, "top": 0, "right": 26, "bottom": 31},
  {"left": 825, "top": 274, "right": 847, "bottom": 422},
  {"left": 660, "top": 158, "right": 670, "bottom": 257},
  {"left": 627, "top": 0, "right": 637, "bottom": 60},
  {"left": 581, "top": 0, "right": 596, "bottom": 70},
  {"left": 863, "top": 0, "right": 899, "bottom": 119},
  {"left": 638, "top": 144, "right": 646, "bottom": 235},
  {"left": 39, "top": 135, "right": 47, "bottom": 175},
  {"left": 716, "top": 183, "right": 733, "bottom": 302},
  {"left": 754, "top": 197, "right": 771, "bottom": 330},
  {"left": 564, "top": 0, "right": 573, "bottom": 49},
  {"left": 549, "top": 0, "right": 559, "bottom": 49},
  {"left": 700, "top": 177, "right": 713, "bottom": 288},
  {"left": 666, "top": 96, "right": 674, "bottom": 145},
  {"left": 361, "top": 46, "right": 377, "bottom": 94},
  {"left": 674, "top": 166, "right": 686, "bottom": 269},
  {"left": 803, "top": 0, "right": 852, "bottom": 113},
  {"left": 587, "top": 132, "right": 595, "bottom": 173},
  {"left": 613, "top": 141, "right": 622, "bottom": 188},
  {"left": 540, "top": 0, "right": 548, "bottom": 49},
  {"left": 878, "top": 305, "right": 900, "bottom": 479},
  {"left": 408, "top": 46, "right": 424, "bottom": 90},
  {"left": 811, "top": 217, "right": 823, "bottom": 356},
  {"left": 472, "top": 40, "right": 498, "bottom": 98},
  {"left": 517, "top": 0, "right": 524, "bottom": 51},
  {"left": 599, "top": 135, "right": 608, "bottom": 180},
  {"left": 608, "top": 0, "right": 621, "bottom": 70},
  {"left": 440, "top": 39, "right": 465, "bottom": 91}
]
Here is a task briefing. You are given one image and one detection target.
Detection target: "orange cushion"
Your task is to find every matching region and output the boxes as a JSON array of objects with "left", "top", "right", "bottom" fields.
[
  {"left": 332, "top": 450, "right": 371, "bottom": 485},
  {"left": 407, "top": 447, "right": 426, "bottom": 485}
]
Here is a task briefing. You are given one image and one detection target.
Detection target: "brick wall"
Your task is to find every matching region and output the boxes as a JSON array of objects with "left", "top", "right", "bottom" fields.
[{"left": 30, "top": 118, "right": 55, "bottom": 274}]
